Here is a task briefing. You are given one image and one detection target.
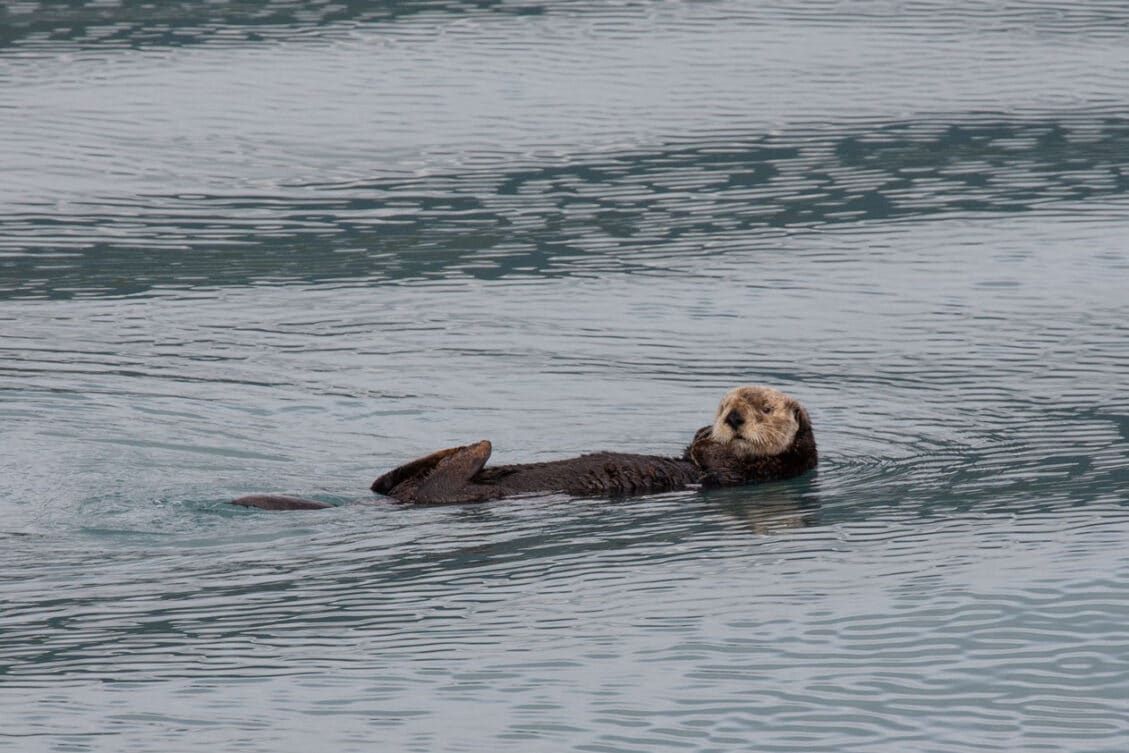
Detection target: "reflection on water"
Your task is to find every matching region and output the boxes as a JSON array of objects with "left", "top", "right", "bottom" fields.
[
  {"left": 4, "top": 497, "right": 1128, "bottom": 751},
  {"left": 3, "top": 116, "right": 1129, "bottom": 299},
  {"left": 2, "top": 1, "right": 1128, "bottom": 752}
]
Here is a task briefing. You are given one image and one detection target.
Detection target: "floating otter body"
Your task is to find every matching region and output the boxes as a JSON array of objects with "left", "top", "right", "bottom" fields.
[
  {"left": 369, "top": 442, "right": 702, "bottom": 504},
  {"left": 231, "top": 385, "right": 817, "bottom": 509}
]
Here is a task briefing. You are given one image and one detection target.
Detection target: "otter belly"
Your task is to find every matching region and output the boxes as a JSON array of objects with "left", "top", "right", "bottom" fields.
[{"left": 480, "top": 453, "right": 703, "bottom": 498}]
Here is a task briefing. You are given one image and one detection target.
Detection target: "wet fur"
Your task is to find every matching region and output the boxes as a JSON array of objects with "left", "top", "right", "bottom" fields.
[
  {"left": 232, "top": 386, "right": 818, "bottom": 509},
  {"left": 371, "top": 442, "right": 703, "bottom": 504},
  {"left": 230, "top": 494, "right": 333, "bottom": 511},
  {"left": 708, "top": 385, "right": 812, "bottom": 459},
  {"left": 372, "top": 386, "right": 817, "bottom": 505}
]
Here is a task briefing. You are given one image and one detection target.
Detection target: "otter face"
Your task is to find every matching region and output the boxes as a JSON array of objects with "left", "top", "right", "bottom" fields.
[{"left": 710, "top": 385, "right": 803, "bottom": 458}]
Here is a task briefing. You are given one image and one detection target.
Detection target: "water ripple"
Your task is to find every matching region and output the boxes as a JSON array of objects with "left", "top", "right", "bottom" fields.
[
  {"left": 3, "top": 1, "right": 1129, "bottom": 752},
  {"left": 3, "top": 501, "right": 1128, "bottom": 753},
  {"left": 2, "top": 116, "right": 1128, "bottom": 299}
]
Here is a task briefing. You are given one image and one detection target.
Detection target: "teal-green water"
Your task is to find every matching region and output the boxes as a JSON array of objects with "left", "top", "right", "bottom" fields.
[{"left": 2, "top": 2, "right": 1128, "bottom": 751}]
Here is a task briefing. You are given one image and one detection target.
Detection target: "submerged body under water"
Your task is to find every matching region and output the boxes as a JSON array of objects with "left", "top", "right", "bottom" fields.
[{"left": 2, "top": 2, "right": 1129, "bottom": 752}]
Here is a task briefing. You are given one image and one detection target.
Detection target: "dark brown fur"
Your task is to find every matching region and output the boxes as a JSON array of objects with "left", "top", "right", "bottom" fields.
[
  {"left": 369, "top": 403, "right": 817, "bottom": 505},
  {"left": 687, "top": 402, "right": 819, "bottom": 487},
  {"left": 370, "top": 442, "right": 703, "bottom": 504},
  {"left": 230, "top": 388, "right": 818, "bottom": 510}
]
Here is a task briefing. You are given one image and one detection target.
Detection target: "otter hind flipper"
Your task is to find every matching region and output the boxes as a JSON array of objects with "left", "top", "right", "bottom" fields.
[
  {"left": 371, "top": 444, "right": 472, "bottom": 494},
  {"left": 371, "top": 440, "right": 494, "bottom": 503},
  {"left": 409, "top": 440, "right": 494, "bottom": 504}
]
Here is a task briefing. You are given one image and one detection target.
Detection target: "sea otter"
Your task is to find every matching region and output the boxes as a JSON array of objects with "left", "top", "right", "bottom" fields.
[{"left": 230, "top": 385, "right": 817, "bottom": 509}]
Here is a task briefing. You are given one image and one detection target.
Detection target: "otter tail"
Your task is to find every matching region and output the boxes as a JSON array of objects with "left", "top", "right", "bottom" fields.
[{"left": 230, "top": 494, "right": 333, "bottom": 511}]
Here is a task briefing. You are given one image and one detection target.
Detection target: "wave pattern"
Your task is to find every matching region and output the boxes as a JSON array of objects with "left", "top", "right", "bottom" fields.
[
  {"left": 3, "top": 500, "right": 1128, "bottom": 752},
  {"left": 2, "top": 1, "right": 1128, "bottom": 752},
  {"left": 5, "top": 1, "right": 1129, "bottom": 52},
  {"left": 2, "top": 116, "right": 1129, "bottom": 299}
]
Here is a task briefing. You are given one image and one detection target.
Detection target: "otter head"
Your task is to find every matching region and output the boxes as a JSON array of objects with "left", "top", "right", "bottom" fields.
[{"left": 710, "top": 385, "right": 809, "bottom": 458}]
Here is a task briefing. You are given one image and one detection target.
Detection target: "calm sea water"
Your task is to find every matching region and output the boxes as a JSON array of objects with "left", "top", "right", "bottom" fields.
[{"left": 2, "top": 2, "right": 1128, "bottom": 751}]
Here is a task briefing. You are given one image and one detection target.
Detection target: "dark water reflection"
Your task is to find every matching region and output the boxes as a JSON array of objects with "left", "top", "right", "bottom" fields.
[
  {"left": 4, "top": 115, "right": 1129, "bottom": 299},
  {"left": 2, "top": 1, "right": 1129, "bottom": 752}
]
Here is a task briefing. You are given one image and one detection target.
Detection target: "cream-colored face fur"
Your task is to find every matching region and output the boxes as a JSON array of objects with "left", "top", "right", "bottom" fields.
[{"left": 710, "top": 385, "right": 801, "bottom": 458}]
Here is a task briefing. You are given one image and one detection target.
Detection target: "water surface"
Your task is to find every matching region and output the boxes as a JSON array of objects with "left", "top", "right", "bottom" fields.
[{"left": 2, "top": 2, "right": 1128, "bottom": 751}]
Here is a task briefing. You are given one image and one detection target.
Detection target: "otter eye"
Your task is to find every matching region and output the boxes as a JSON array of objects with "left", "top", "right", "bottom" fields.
[{"left": 760, "top": 405, "right": 773, "bottom": 414}]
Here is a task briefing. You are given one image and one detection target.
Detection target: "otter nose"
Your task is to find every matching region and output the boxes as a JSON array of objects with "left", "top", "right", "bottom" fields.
[{"left": 724, "top": 410, "right": 745, "bottom": 430}]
